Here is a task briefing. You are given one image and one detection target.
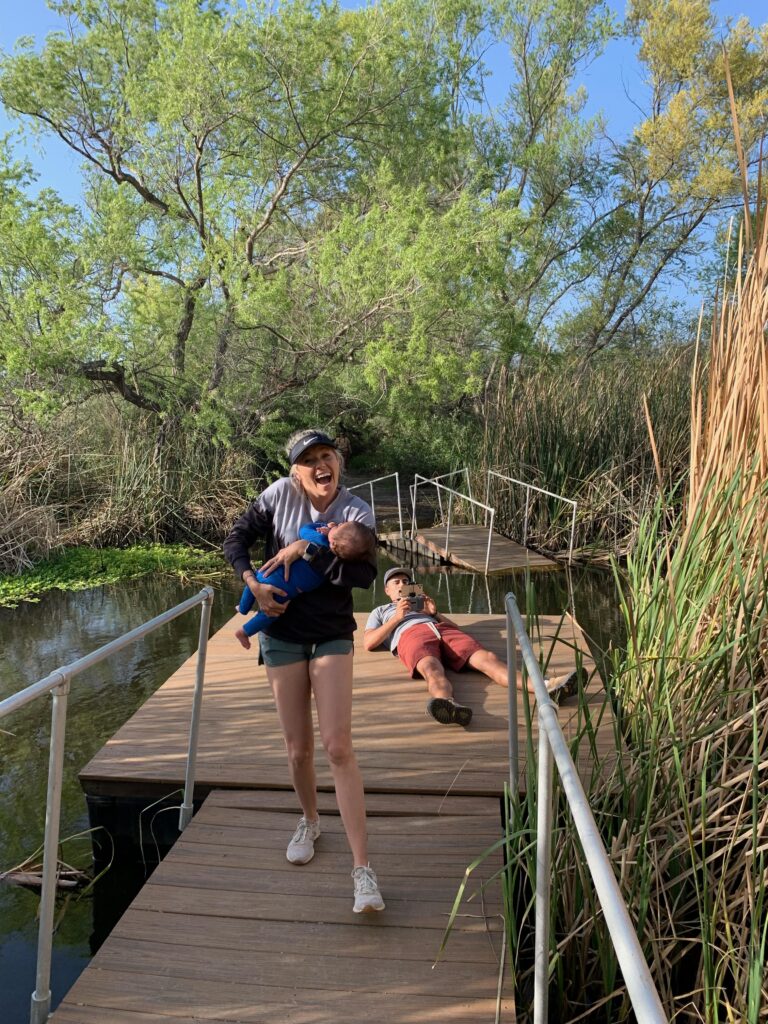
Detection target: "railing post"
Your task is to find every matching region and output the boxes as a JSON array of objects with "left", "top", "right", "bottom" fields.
[
  {"left": 369, "top": 482, "right": 375, "bottom": 525},
  {"left": 485, "top": 509, "right": 495, "bottom": 574},
  {"left": 410, "top": 478, "right": 418, "bottom": 540},
  {"left": 484, "top": 470, "right": 491, "bottom": 528},
  {"left": 568, "top": 502, "right": 577, "bottom": 564},
  {"left": 534, "top": 720, "right": 554, "bottom": 1024},
  {"left": 394, "top": 473, "right": 404, "bottom": 538},
  {"left": 179, "top": 588, "right": 214, "bottom": 831},
  {"left": 505, "top": 595, "right": 519, "bottom": 796},
  {"left": 445, "top": 491, "right": 453, "bottom": 554},
  {"left": 29, "top": 674, "right": 70, "bottom": 1024},
  {"left": 523, "top": 486, "right": 531, "bottom": 547},
  {"left": 464, "top": 468, "right": 475, "bottom": 523}
]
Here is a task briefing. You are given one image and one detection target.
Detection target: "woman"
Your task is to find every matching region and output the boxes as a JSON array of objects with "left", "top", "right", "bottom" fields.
[{"left": 223, "top": 429, "right": 384, "bottom": 913}]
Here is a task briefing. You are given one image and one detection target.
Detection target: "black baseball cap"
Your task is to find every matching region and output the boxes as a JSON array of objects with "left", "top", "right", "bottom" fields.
[
  {"left": 383, "top": 567, "right": 412, "bottom": 586},
  {"left": 288, "top": 431, "right": 339, "bottom": 465}
]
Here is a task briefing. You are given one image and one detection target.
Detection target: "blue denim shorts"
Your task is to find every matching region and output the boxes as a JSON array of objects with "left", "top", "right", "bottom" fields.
[{"left": 258, "top": 633, "right": 354, "bottom": 667}]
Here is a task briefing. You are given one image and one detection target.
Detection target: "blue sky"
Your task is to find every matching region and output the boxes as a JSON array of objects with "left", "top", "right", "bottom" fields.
[{"left": 0, "top": 0, "right": 765, "bottom": 207}]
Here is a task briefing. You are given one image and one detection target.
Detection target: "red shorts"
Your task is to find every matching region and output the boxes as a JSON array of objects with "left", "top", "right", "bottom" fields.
[{"left": 396, "top": 622, "right": 483, "bottom": 678}]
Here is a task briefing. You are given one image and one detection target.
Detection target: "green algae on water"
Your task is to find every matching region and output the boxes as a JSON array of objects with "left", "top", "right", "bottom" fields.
[{"left": 0, "top": 545, "right": 227, "bottom": 608}]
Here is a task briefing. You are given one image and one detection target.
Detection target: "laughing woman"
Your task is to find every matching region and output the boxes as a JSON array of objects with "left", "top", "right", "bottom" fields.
[{"left": 222, "top": 429, "right": 384, "bottom": 913}]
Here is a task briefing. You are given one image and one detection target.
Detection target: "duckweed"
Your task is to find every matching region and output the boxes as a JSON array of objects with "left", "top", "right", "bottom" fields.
[{"left": 0, "top": 545, "right": 228, "bottom": 608}]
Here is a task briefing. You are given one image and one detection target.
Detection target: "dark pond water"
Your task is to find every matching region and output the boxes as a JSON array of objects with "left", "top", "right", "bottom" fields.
[{"left": 0, "top": 553, "right": 622, "bottom": 1023}]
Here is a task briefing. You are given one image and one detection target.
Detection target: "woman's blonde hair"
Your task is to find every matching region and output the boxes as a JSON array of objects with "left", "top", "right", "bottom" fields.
[{"left": 286, "top": 428, "right": 344, "bottom": 493}]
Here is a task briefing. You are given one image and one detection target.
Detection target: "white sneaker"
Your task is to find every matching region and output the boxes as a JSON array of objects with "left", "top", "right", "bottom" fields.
[
  {"left": 352, "top": 865, "right": 385, "bottom": 913},
  {"left": 286, "top": 816, "right": 320, "bottom": 864}
]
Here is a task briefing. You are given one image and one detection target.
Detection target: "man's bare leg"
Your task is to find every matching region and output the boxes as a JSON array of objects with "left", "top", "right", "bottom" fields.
[
  {"left": 414, "top": 655, "right": 454, "bottom": 699},
  {"left": 467, "top": 648, "right": 582, "bottom": 700},
  {"left": 415, "top": 655, "right": 472, "bottom": 726}
]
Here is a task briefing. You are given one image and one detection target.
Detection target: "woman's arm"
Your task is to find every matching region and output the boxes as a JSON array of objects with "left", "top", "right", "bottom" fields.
[
  {"left": 222, "top": 498, "right": 273, "bottom": 580},
  {"left": 312, "top": 542, "right": 377, "bottom": 590}
]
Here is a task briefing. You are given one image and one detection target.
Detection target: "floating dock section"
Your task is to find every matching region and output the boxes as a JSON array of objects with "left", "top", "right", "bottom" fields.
[{"left": 48, "top": 611, "right": 613, "bottom": 1023}]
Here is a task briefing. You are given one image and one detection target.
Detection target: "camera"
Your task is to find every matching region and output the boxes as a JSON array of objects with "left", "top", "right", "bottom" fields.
[{"left": 403, "top": 583, "right": 425, "bottom": 612}]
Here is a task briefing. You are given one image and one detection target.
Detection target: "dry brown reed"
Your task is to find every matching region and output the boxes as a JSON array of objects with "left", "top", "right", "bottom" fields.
[
  {"left": 595, "top": 179, "right": 768, "bottom": 1019},
  {"left": 0, "top": 433, "right": 62, "bottom": 573},
  {"left": 475, "top": 349, "right": 694, "bottom": 558},
  {"left": 502, "top": 121, "right": 768, "bottom": 1023}
]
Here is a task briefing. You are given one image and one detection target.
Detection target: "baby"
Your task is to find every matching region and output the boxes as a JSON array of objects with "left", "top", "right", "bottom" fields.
[{"left": 235, "top": 520, "right": 375, "bottom": 649}]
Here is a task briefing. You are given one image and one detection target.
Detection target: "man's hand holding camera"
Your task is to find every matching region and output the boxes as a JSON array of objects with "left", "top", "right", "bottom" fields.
[{"left": 392, "top": 596, "right": 414, "bottom": 623}]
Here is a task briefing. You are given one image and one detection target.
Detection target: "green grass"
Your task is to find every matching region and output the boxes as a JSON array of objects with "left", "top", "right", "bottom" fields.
[{"left": 0, "top": 544, "right": 228, "bottom": 608}]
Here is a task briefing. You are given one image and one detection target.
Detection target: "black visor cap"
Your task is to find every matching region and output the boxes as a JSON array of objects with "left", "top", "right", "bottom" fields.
[{"left": 288, "top": 432, "right": 338, "bottom": 465}]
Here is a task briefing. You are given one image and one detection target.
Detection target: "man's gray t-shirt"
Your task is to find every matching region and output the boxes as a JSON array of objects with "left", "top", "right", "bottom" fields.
[{"left": 365, "top": 603, "right": 437, "bottom": 654}]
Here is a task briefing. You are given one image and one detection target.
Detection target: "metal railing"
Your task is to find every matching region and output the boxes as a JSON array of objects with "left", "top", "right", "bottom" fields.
[
  {"left": 0, "top": 587, "right": 214, "bottom": 1024},
  {"left": 505, "top": 593, "right": 666, "bottom": 1023},
  {"left": 410, "top": 474, "right": 495, "bottom": 573},
  {"left": 417, "top": 467, "right": 476, "bottom": 523},
  {"left": 486, "top": 470, "right": 577, "bottom": 564},
  {"left": 348, "top": 472, "right": 404, "bottom": 537}
]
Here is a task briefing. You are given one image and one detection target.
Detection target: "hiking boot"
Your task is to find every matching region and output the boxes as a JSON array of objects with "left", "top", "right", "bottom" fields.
[
  {"left": 426, "top": 697, "right": 473, "bottom": 727},
  {"left": 286, "top": 816, "right": 320, "bottom": 864},
  {"left": 352, "top": 865, "right": 385, "bottom": 913},
  {"left": 546, "top": 668, "right": 585, "bottom": 705}
]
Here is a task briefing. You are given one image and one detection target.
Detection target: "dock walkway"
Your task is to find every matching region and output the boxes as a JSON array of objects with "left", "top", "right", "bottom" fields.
[
  {"left": 412, "top": 525, "right": 555, "bottom": 573},
  {"left": 51, "top": 790, "right": 513, "bottom": 1024},
  {"left": 80, "top": 612, "right": 609, "bottom": 797},
  {"left": 50, "top": 610, "right": 612, "bottom": 1023}
]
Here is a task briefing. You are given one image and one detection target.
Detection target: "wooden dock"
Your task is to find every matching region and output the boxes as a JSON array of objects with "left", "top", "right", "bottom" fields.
[
  {"left": 381, "top": 525, "right": 556, "bottom": 573},
  {"left": 414, "top": 525, "right": 556, "bottom": 573},
  {"left": 51, "top": 790, "right": 514, "bottom": 1024},
  {"left": 50, "top": 610, "right": 614, "bottom": 1024},
  {"left": 80, "top": 612, "right": 609, "bottom": 798}
]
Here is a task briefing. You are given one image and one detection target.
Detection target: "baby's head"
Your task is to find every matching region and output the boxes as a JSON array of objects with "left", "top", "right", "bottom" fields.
[{"left": 327, "top": 521, "right": 376, "bottom": 561}]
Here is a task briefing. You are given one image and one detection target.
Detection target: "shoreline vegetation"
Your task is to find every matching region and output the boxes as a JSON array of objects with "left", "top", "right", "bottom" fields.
[
  {"left": 0, "top": 346, "right": 695, "bottom": 581},
  {"left": 0, "top": 544, "right": 227, "bottom": 609}
]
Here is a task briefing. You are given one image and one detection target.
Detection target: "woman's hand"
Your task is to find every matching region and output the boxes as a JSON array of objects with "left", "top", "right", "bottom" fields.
[
  {"left": 259, "top": 540, "right": 309, "bottom": 583},
  {"left": 253, "top": 580, "right": 289, "bottom": 616},
  {"left": 245, "top": 575, "right": 288, "bottom": 616}
]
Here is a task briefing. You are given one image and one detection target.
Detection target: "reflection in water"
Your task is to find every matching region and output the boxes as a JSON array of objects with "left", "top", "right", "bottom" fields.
[{"left": 0, "top": 555, "right": 621, "bottom": 1023}]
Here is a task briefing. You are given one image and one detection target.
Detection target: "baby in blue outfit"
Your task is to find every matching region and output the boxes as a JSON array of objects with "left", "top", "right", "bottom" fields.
[{"left": 235, "top": 520, "right": 375, "bottom": 649}]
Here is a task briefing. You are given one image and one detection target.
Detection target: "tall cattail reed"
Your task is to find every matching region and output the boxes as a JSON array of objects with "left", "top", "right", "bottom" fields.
[
  {"left": 484, "top": 138, "right": 768, "bottom": 1023},
  {"left": 591, "top": 181, "right": 768, "bottom": 1015}
]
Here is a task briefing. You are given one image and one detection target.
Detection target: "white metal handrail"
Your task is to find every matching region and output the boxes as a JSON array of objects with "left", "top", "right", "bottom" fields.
[
  {"left": 0, "top": 586, "right": 214, "bottom": 1024},
  {"left": 487, "top": 469, "right": 577, "bottom": 563},
  {"left": 348, "top": 472, "right": 403, "bottom": 537},
  {"left": 505, "top": 593, "right": 666, "bottom": 1024},
  {"left": 410, "top": 474, "right": 495, "bottom": 573},
  {"left": 417, "top": 467, "right": 475, "bottom": 521}
]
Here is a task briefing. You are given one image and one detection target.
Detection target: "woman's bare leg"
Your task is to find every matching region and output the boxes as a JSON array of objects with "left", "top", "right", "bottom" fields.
[
  {"left": 310, "top": 652, "right": 368, "bottom": 866},
  {"left": 266, "top": 661, "right": 317, "bottom": 820}
]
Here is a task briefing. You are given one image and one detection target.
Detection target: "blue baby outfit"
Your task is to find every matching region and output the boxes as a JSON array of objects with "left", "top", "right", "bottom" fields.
[{"left": 238, "top": 523, "right": 330, "bottom": 637}]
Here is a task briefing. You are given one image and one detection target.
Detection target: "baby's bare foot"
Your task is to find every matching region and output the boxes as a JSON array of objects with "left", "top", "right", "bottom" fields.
[{"left": 235, "top": 628, "right": 251, "bottom": 650}]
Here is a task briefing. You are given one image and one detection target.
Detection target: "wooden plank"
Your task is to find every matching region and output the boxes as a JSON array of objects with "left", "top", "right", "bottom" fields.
[
  {"left": 203, "top": 787, "right": 501, "bottom": 817},
  {"left": 414, "top": 524, "right": 556, "bottom": 572},
  {"left": 80, "top": 611, "right": 610, "bottom": 799},
  {"left": 166, "top": 842, "right": 501, "bottom": 879},
  {"left": 91, "top": 937, "right": 498, "bottom": 994},
  {"left": 51, "top": 798, "right": 515, "bottom": 1024},
  {"left": 192, "top": 805, "right": 503, "bottom": 836},
  {"left": 111, "top": 909, "right": 498, "bottom": 963},
  {"left": 55, "top": 970, "right": 513, "bottom": 1023}
]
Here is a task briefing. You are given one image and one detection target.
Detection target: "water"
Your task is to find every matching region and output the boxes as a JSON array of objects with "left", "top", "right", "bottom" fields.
[{"left": 0, "top": 554, "right": 621, "bottom": 1023}]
